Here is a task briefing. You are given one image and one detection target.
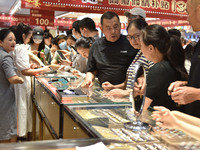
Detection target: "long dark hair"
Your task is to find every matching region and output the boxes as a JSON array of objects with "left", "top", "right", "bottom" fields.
[
  {"left": 184, "top": 41, "right": 197, "bottom": 60},
  {"left": 0, "top": 29, "right": 12, "bottom": 42},
  {"left": 13, "top": 23, "right": 32, "bottom": 44},
  {"left": 142, "top": 24, "right": 188, "bottom": 80}
]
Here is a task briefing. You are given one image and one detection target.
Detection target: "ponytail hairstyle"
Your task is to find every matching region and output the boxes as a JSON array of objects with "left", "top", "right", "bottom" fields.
[
  {"left": 168, "top": 35, "right": 188, "bottom": 80},
  {"left": 184, "top": 41, "right": 197, "bottom": 60},
  {"left": 142, "top": 24, "right": 188, "bottom": 80},
  {"left": 15, "top": 23, "right": 32, "bottom": 44},
  {"left": 75, "top": 36, "right": 95, "bottom": 49}
]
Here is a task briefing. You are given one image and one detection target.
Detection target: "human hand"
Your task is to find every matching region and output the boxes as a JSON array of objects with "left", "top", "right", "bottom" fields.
[
  {"left": 18, "top": 77, "right": 24, "bottom": 84},
  {"left": 64, "top": 51, "right": 71, "bottom": 57},
  {"left": 102, "top": 81, "right": 114, "bottom": 91},
  {"left": 40, "top": 52, "right": 45, "bottom": 59},
  {"left": 134, "top": 77, "right": 146, "bottom": 95},
  {"left": 59, "top": 58, "right": 72, "bottom": 66},
  {"left": 30, "top": 63, "right": 39, "bottom": 69},
  {"left": 170, "top": 86, "right": 199, "bottom": 105},
  {"left": 50, "top": 47, "right": 57, "bottom": 54},
  {"left": 58, "top": 65, "right": 66, "bottom": 72},
  {"left": 32, "top": 50, "right": 38, "bottom": 55},
  {"left": 152, "top": 106, "right": 179, "bottom": 129},
  {"left": 168, "top": 81, "right": 187, "bottom": 95},
  {"left": 81, "top": 79, "right": 93, "bottom": 88},
  {"left": 42, "top": 66, "right": 51, "bottom": 72},
  {"left": 72, "top": 69, "right": 81, "bottom": 77},
  {"left": 106, "top": 89, "right": 130, "bottom": 98}
]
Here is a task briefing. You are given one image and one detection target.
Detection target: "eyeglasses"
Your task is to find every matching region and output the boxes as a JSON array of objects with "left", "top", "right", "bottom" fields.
[{"left": 126, "top": 34, "right": 140, "bottom": 41}]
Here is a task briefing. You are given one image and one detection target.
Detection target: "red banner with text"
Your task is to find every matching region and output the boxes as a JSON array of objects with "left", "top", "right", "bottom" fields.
[
  {"left": 147, "top": 19, "right": 189, "bottom": 27},
  {"left": 21, "top": 0, "right": 187, "bottom": 20},
  {"left": 0, "top": 14, "right": 76, "bottom": 27},
  {"left": 0, "top": 14, "right": 190, "bottom": 28},
  {"left": 30, "top": 9, "right": 54, "bottom": 26}
]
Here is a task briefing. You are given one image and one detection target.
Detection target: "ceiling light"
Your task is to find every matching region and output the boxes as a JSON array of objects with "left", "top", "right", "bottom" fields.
[
  {"left": 9, "top": 0, "right": 21, "bottom": 15},
  {"left": 55, "top": 12, "right": 74, "bottom": 19}
]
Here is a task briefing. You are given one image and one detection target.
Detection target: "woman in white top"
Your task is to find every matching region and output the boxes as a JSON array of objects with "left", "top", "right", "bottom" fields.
[{"left": 10, "top": 23, "right": 50, "bottom": 138}]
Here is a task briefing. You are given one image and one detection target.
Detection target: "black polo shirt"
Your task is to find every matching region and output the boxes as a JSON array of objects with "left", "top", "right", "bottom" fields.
[
  {"left": 186, "top": 40, "right": 200, "bottom": 117},
  {"left": 87, "top": 35, "right": 138, "bottom": 85}
]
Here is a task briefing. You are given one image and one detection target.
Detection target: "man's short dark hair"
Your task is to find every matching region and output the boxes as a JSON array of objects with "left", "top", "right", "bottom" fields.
[
  {"left": 79, "top": 17, "right": 96, "bottom": 32},
  {"left": 72, "top": 20, "right": 81, "bottom": 34},
  {"left": 100, "top": 11, "right": 120, "bottom": 25}
]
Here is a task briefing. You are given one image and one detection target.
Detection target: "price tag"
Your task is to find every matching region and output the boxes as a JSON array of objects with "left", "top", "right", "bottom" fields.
[{"left": 30, "top": 9, "right": 54, "bottom": 26}]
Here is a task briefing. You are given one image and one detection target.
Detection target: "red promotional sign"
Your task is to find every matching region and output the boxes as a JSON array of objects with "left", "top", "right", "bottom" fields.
[
  {"left": 0, "top": 14, "right": 75, "bottom": 28},
  {"left": 147, "top": 19, "right": 189, "bottom": 27},
  {"left": 0, "top": 14, "right": 189, "bottom": 28},
  {"left": 30, "top": 9, "right": 54, "bottom": 26},
  {"left": 21, "top": 0, "right": 187, "bottom": 20},
  {"left": 0, "top": 14, "right": 30, "bottom": 26},
  {"left": 54, "top": 18, "right": 76, "bottom": 27}
]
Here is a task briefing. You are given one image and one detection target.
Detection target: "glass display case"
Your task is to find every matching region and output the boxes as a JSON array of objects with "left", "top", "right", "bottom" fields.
[
  {"left": 65, "top": 104, "right": 200, "bottom": 150},
  {"left": 33, "top": 72, "right": 200, "bottom": 149},
  {"left": 66, "top": 105, "right": 154, "bottom": 140},
  {"left": 35, "top": 72, "right": 131, "bottom": 105},
  {"left": 33, "top": 73, "right": 131, "bottom": 140}
]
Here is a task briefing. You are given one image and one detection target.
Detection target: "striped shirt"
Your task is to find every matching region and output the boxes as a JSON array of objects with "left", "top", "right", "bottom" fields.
[{"left": 126, "top": 50, "right": 154, "bottom": 89}]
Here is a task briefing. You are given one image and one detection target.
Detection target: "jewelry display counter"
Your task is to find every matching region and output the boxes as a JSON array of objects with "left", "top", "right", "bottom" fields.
[
  {"left": 33, "top": 73, "right": 130, "bottom": 140},
  {"left": 65, "top": 105, "right": 200, "bottom": 150},
  {"left": 32, "top": 73, "right": 200, "bottom": 150}
]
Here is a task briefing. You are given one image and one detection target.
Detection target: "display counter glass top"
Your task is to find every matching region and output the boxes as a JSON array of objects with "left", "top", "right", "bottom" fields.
[
  {"left": 35, "top": 73, "right": 131, "bottom": 105},
  {"left": 65, "top": 104, "right": 200, "bottom": 149},
  {"left": 66, "top": 105, "right": 155, "bottom": 142}
]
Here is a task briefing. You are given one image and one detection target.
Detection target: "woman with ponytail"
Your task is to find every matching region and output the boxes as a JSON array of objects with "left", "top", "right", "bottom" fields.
[{"left": 139, "top": 24, "right": 188, "bottom": 111}]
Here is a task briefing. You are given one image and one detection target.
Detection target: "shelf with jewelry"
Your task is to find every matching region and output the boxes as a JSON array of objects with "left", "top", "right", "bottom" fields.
[
  {"left": 32, "top": 71, "right": 131, "bottom": 140},
  {"left": 32, "top": 67, "right": 200, "bottom": 149}
]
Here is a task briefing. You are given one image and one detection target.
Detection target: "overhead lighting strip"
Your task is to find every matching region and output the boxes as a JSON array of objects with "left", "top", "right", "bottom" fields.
[{"left": 9, "top": 0, "right": 21, "bottom": 15}]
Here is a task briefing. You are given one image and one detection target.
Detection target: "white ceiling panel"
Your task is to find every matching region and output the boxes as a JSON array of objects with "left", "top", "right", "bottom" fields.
[{"left": 0, "top": 0, "right": 16, "bottom": 14}]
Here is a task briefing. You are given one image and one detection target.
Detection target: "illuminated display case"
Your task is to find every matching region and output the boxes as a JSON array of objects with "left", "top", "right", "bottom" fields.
[
  {"left": 33, "top": 73, "right": 131, "bottom": 140},
  {"left": 33, "top": 73, "right": 200, "bottom": 149},
  {"left": 34, "top": 73, "right": 130, "bottom": 105},
  {"left": 65, "top": 104, "right": 200, "bottom": 149}
]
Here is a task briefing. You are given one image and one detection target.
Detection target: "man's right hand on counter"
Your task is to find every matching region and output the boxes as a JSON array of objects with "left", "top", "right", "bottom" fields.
[
  {"left": 81, "top": 79, "right": 93, "bottom": 88},
  {"left": 102, "top": 81, "right": 114, "bottom": 91},
  {"left": 81, "top": 72, "right": 96, "bottom": 88}
]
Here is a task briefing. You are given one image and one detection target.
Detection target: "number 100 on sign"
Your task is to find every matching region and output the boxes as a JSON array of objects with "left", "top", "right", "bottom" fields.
[{"left": 35, "top": 18, "right": 50, "bottom": 26}]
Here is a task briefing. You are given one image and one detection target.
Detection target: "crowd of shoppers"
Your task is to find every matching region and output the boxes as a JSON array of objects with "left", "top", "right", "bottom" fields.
[{"left": 1, "top": 0, "right": 200, "bottom": 143}]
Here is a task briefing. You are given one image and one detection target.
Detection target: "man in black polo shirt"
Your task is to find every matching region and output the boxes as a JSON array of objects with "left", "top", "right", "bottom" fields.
[
  {"left": 81, "top": 11, "right": 138, "bottom": 88},
  {"left": 168, "top": 0, "right": 200, "bottom": 118}
]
